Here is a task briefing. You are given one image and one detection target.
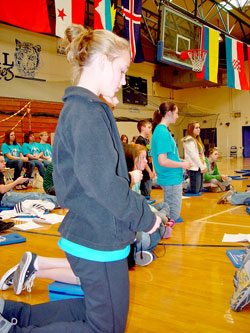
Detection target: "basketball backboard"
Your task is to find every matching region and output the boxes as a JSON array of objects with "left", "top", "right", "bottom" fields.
[{"left": 157, "top": 5, "right": 203, "bottom": 70}]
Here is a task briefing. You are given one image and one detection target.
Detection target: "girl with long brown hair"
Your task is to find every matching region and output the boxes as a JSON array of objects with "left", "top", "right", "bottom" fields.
[
  {"left": 152, "top": 102, "right": 191, "bottom": 221},
  {"left": 182, "top": 122, "right": 207, "bottom": 193}
]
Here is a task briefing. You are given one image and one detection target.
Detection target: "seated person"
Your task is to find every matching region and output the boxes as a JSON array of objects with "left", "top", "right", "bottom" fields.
[
  {"left": 43, "top": 162, "right": 55, "bottom": 195},
  {"left": 204, "top": 148, "right": 232, "bottom": 192},
  {"left": 217, "top": 188, "right": 250, "bottom": 205},
  {"left": 131, "top": 136, "right": 138, "bottom": 144},
  {"left": 38, "top": 131, "right": 52, "bottom": 166},
  {"left": 1, "top": 130, "right": 34, "bottom": 189},
  {"left": 124, "top": 143, "right": 174, "bottom": 265},
  {"left": 21, "top": 131, "right": 46, "bottom": 178},
  {"left": 0, "top": 145, "right": 170, "bottom": 296},
  {"left": 0, "top": 153, "right": 57, "bottom": 208},
  {"left": 120, "top": 134, "right": 128, "bottom": 144}
]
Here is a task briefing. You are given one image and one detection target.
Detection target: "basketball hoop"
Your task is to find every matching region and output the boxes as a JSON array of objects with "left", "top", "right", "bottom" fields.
[{"left": 181, "top": 49, "right": 207, "bottom": 72}]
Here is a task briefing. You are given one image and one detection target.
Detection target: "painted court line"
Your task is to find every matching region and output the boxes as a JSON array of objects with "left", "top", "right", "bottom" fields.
[
  {"left": 196, "top": 220, "right": 250, "bottom": 228},
  {"left": 192, "top": 206, "right": 242, "bottom": 223}
]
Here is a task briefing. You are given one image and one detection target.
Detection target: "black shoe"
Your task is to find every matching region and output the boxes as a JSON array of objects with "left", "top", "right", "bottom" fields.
[{"left": 0, "top": 221, "right": 15, "bottom": 233}]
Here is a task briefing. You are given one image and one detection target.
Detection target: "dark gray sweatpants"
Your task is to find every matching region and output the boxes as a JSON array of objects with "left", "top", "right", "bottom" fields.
[{"left": 4, "top": 255, "right": 129, "bottom": 333}]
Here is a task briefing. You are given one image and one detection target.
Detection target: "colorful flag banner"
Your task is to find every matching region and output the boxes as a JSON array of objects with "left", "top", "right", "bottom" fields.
[
  {"left": 247, "top": 45, "right": 250, "bottom": 92},
  {"left": 225, "top": 36, "right": 249, "bottom": 90},
  {"left": 0, "top": 0, "right": 51, "bottom": 33},
  {"left": 55, "top": 0, "right": 85, "bottom": 38},
  {"left": 94, "top": 0, "right": 114, "bottom": 31},
  {"left": 196, "top": 26, "right": 219, "bottom": 83},
  {"left": 122, "top": 0, "right": 144, "bottom": 63}
]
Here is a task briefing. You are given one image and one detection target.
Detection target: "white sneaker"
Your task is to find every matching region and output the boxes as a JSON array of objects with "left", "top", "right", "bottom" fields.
[
  {"left": 0, "top": 314, "right": 17, "bottom": 332},
  {"left": 0, "top": 265, "right": 18, "bottom": 291},
  {"left": 217, "top": 190, "right": 233, "bottom": 204}
]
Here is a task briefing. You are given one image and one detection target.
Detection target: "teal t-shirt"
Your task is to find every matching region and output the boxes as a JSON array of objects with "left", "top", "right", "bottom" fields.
[
  {"left": 1, "top": 143, "right": 22, "bottom": 161},
  {"left": 22, "top": 142, "right": 41, "bottom": 156},
  {"left": 152, "top": 124, "right": 183, "bottom": 186},
  {"left": 39, "top": 143, "right": 52, "bottom": 157}
]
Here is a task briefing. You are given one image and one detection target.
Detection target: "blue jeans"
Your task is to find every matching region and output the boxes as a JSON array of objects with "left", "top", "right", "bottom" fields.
[
  {"left": 1, "top": 190, "right": 58, "bottom": 208},
  {"left": 29, "top": 160, "right": 45, "bottom": 178},
  {"left": 136, "top": 222, "right": 165, "bottom": 254},
  {"left": 186, "top": 170, "right": 203, "bottom": 193},
  {"left": 161, "top": 183, "right": 183, "bottom": 220},
  {"left": 6, "top": 160, "right": 34, "bottom": 180},
  {"left": 42, "top": 160, "right": 51, "bottom": 168},
  {"left": 231, "top": 192, "right": 250, "bottom": 205},
  {"left": 152, "top": 202, "right": 170, "bottom": 224}
]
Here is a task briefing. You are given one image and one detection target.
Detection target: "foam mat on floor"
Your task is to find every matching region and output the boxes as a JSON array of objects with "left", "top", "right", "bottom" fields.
[
  {"left": 0, "top": 233, "right": 26, "bottom": 245},
  {"left": 226, "top": 249, "right": 245, "bottom": 268}
]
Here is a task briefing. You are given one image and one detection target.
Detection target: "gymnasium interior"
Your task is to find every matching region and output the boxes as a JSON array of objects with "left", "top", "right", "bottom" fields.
[{"left": 1, "top": 0, "right": 250, "bottom": 332}]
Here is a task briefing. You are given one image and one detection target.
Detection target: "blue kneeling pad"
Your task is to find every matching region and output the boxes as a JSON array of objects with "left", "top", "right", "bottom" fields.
[
  {"left": 183, "top": 192, "right": 202, "bottom": 196},
  {"left": 48, "top": 281, "right": 84, "bottom": 301},
  {"left": 147, "top": 199, "right": 156, "bottom": 205},
  {"left": 232, "top": 177, "right": 249, "bottom": 180},
  {"left": 246, "top": 206, "right": 250, "bottom": 214},
  {"left": 175, "top": 217, "right": 183, "bottom": 223},
  {"left": 0, "top": 233, "right": 26, "bottom": 246},
  {"left": 226, "top": 249, "right": 245, "bottom": 268}
]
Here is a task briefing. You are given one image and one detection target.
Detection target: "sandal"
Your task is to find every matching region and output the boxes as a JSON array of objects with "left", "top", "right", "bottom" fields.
[{"left": 15, "top": 185, "right": 23, "bottom": 190}]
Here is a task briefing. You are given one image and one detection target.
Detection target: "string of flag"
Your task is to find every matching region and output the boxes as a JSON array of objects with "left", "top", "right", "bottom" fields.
[
  {"left": 0, "top": 0, "right": 144, "bottom": 63},
  {"left": 0, "top": 1, "right": 250, "bottom": 87}
]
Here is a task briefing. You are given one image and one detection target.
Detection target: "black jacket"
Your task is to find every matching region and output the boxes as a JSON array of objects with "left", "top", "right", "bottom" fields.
[{"left": 53, "top": 87, "right": 156, "bottom": 251}]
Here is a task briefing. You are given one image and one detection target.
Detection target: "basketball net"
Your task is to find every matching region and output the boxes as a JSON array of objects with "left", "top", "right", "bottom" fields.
[{"left": 181, "top": 49, "right": 207, "bottom": 72}]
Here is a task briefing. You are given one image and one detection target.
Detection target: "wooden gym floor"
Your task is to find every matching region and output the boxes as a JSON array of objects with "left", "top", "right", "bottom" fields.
[{"left": 1, "top": 157, "right": 250, "bottom": 332}]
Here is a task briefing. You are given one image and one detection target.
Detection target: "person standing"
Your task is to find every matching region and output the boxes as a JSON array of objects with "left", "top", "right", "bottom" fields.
[
  {"left": 0, "top": 25, "right": 161, "bottom": 332},
  {"left": 182, "top": 122, "right": 207, "bottom": 194},
  {"left": 135, "top": 120, "right": 156, "bottom": 198},
  {"left": 152, "top": 102, "right": 191, "bottom": 221}
]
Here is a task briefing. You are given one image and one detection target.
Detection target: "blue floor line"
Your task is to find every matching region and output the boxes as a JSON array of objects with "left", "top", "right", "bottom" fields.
[
  {"left": 158, "top": 243, "right": 245, "bottom": 248},
  {"left": 11, "top": 229, "right": 60, "bottom": 237}
]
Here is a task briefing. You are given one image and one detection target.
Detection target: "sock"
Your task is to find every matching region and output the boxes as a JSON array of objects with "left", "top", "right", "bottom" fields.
[
  {"left": 0, "top": 298, "right": 5, "bottom": 314},
  {"left": 33, "top": 256, "right": 39, "bottom": 271}
]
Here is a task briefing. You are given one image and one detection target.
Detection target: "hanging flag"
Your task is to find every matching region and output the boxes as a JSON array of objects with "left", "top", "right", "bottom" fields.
[
  {"left": 55, "top": 0, "right": 85, "bottom": 38},
  {"left": 225, "top": 36, "right": 248, "bottom": 90},
  {"left": 196, "top": 26, "right": 219, "bottom": 83},
  {"left": 122, "top": 0, "right": 144, "bottom": 63},
  {"left": 0, "top": 0, "right": 51, "bottom": 33},
  {"left": 247, "top": 45, "right": 250, "bottom": 92},
  {"left": 94, "top": 0, "right": 113, "bottom": 31}
]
